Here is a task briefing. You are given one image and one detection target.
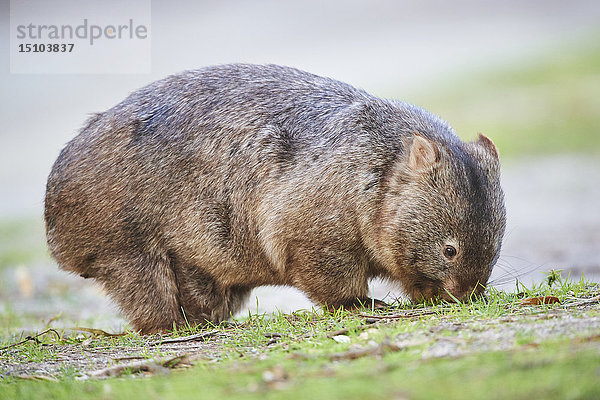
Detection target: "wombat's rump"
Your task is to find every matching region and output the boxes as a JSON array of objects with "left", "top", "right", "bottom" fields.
[{"left": 45, "top": 64, "right": 506, "bottom": 333}]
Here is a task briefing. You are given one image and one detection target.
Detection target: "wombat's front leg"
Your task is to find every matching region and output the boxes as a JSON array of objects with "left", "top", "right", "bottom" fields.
[
  {"left": 326, "top": 297, "right": 388, "bottom": 311},
  {"left": 287, "top": 254, "right": 378, "bottom": 310},
  {"left": 346, "top": 297, "right": 389, "bottom": 310}
]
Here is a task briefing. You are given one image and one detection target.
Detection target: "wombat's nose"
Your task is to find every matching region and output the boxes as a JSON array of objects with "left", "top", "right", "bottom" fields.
[
  {"left": 441, "top": 278, "right": 485, "bottom": 302},
  {"left": 441, "top": 279, "right": 460, "bottom": 301},
  {"left": 440, "top": 290, "right": 460, "bottom": 303}
]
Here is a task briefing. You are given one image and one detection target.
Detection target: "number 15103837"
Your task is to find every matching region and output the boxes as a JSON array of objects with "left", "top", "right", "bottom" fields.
[{"left": 18, "top": 43, "right": 74, "bottom": 53}]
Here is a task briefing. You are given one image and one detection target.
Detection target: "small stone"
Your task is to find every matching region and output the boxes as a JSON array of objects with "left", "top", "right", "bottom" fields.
[{"left": 331, "top": 335, "right": 351, "bottom": 344}]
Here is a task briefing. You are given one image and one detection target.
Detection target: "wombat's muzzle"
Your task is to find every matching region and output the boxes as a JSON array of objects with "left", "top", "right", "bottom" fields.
[{"left": 440, "top": 278, "right": 487, "bottom": 302}]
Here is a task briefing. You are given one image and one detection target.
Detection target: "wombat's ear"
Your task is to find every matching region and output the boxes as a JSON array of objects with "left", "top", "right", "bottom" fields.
[
  {"left": 409, "top": 133, "right": 439, "bottom": 171},
  {"left": 475, "top": 133, "right": 499, "bottom": 160}
]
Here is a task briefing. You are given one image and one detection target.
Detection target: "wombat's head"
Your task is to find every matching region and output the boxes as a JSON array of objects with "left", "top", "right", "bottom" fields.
[{"left": 379, "top": 133, "right": 506, "bottom": 302}]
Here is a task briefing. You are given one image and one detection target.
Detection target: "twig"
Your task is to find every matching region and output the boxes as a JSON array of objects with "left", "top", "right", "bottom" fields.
[
  {"left": 357, "top": 310, "right": 437, "bottom": 320},
  {"left": 69, "top": 327, "right": 126, "bottom": 337},
  {"left": 565, "top": 295, "right": 600, "bottom": 308},
  {"left": 0, "top": 328, "right": 61, "bottom": 352},
  {"left": 87, "top": 354, "right": 190, "bottom": 379},
  {"left": 112, "top": 355, "right": 147, "bottom": 362},
  {"left": 16, "top": 374, "right": 59, "bottom": 382},
  {"left": 44, "top": 313, "right": 63, "bottom": 328},
  {"left": 327, "top": 324, "right": 374, "bottom": 338},
  {"left": 150, "top": 330, "right": 218, "bottom": 345}
]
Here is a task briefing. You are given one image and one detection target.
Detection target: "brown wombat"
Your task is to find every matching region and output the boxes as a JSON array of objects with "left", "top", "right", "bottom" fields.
[{"left": 45, "top": 64, "right": 506, "bottom": 333}]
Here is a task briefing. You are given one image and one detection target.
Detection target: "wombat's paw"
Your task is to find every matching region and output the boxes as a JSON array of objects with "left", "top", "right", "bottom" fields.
[
  {"left": 218, "top": 320, "right": 241, "bottom": 328},
  {"left": 354, "top": 297, "right": 389, "bottom": 310}
]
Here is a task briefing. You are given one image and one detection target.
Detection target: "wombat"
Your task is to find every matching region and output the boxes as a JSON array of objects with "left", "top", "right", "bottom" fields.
[{"left": 45, "top": 64, "right": 506, "bottom": 333}]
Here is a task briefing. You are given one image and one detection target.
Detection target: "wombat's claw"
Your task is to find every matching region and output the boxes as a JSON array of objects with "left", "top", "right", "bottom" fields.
[
  {"left": 347, "top": 298, "right": 388, "bottom": 310},
  {"left": 369, "top": 298, "right": 389, "bottom": 309}
]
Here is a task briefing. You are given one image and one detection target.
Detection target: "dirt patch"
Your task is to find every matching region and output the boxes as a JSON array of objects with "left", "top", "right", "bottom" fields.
[{"left": 0, "top": 331, "right": 231, "bottom": 380}]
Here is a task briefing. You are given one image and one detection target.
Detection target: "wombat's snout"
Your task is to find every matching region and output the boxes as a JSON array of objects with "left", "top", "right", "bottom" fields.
[
  {"left": 440, "top": 278, "right": 487, "bottom": 302},
  {"left": 410, "top": 278, "right": 486, "bottom": 303},
  {"left": 408, "top": 275, "right": 487, "bottom": 303}
]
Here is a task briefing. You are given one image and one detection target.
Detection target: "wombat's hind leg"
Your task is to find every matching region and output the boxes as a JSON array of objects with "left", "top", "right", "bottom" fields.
[
  {"left": 170, "top": 263, "right": 252, "bottom": 327},
  {"left": 99, "top": 252, "right": 185, "bottom": 334}
]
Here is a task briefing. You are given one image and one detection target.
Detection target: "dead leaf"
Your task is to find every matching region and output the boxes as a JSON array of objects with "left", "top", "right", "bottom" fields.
[{"left": 519, "top": 296, "right": 560, "bottom": 306}]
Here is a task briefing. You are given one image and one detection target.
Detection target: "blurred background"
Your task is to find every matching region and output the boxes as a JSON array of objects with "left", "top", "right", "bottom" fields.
[{"left": 1, "top": 0, "right": 599, "bottom": 335}]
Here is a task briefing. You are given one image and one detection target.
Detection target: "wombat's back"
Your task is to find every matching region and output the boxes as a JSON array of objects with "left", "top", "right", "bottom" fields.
[
  {"left": 45, "top": 65, "right": 355, "bottom": 273},
  {"left": 45, "top": 64, "right": 456, "bottom": 276}
]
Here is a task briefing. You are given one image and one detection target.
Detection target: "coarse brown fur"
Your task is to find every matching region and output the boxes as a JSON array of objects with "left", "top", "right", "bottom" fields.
[{"left": 45, "top": 64, "right": 506, "bottom": 333}]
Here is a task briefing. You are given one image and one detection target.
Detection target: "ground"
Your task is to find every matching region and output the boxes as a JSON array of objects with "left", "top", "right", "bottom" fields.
[{"left": 1, "top": 277, "right": 599, "bottom": 399}]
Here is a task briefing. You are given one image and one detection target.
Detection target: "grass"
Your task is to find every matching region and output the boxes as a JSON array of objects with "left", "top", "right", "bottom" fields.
[
  {"left": 1, "top": 274, "right": 599, "bottom": 399},
  {"left": 0, "top": 217, "right": 54, "bottom": 338},
  {"left": 401, "top": 39, "right": 600, "bottom": 158},
  {"left": 7, "top": 340, "right": 598, "bottom": 400}
]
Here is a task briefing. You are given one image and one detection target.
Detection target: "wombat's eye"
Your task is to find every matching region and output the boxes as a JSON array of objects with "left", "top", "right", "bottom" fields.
[{"left": 443, "top": 245, "right": 457, "bottom": 259}]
